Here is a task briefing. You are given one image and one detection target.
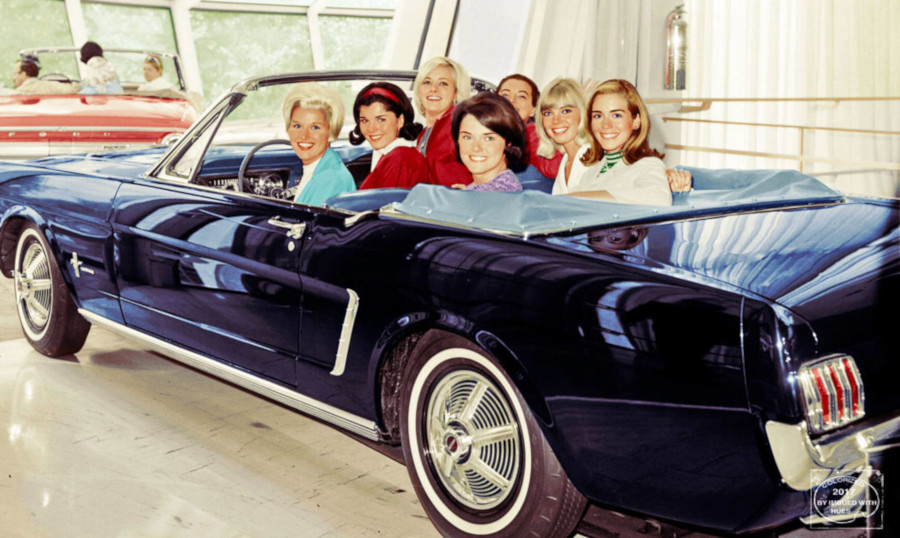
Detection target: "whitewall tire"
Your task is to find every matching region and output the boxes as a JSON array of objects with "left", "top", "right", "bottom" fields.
[{"left": 399, "top": 331, "right": 586, "bottom": 537}]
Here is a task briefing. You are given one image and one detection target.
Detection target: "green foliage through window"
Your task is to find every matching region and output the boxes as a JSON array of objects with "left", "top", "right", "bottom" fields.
[{"left": 0, "top": 0, "right": 72, "bottom": 89}]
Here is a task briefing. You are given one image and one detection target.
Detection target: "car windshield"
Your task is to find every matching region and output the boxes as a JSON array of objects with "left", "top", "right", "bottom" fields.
[
  {"left": 20, "top": 48, "right": 185, "bottom": 91},
  {"left": 159, "top": 72, "right": 429, "bottom": 185}
]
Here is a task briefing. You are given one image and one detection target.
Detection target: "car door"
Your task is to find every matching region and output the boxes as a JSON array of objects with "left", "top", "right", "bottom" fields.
[{"left": 111, "top": 179, "right": 309, "bottom": 384}]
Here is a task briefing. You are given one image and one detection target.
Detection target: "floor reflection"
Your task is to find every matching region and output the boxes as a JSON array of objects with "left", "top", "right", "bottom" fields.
[{"left": 0, "top": 276, "right": 434, "bottom": 538}]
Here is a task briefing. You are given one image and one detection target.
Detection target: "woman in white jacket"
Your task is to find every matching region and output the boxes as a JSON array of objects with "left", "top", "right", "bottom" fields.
[
  {"left": 137, "top": 54, "right": 176, "bottom": 92},
  {"left": 79, "top": 41, "right": 123, "bottom": 95}
]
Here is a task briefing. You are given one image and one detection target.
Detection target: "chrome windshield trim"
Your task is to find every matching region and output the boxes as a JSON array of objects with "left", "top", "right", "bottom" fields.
[{"left": 78, "top": 309, "right": 380, "bottom": 441}]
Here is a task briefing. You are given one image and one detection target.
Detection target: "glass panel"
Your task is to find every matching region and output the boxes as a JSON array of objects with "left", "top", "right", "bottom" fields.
[
  {"left": 82, "top": 3, "right": 177, "bottom": 51},
  {"left": 225, "top": 0, "right": 396, "bottom": 8},
  {"left": 0, "top": 0, "right": 73, "bottom": 90},
  {"left": 81, "top": 3, "right": 178, "bottom": 86},
  {"left": 190, "top": 10, "right": 314, "bottom": 108},
  {"left": 30, "top": 52, "right": 80, "bottom": 83},
  {"left": 319, "top": 15, "right": 393, "bottom": 70},
  {"left": 327, "top": 0, "right": 397, "bottom": 8},
  {"left": 101, "top": 51, "right": 181, "bottom": 88}
]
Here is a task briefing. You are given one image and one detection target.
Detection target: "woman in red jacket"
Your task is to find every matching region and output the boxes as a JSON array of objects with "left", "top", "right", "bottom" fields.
[
  {"left": 497, "top": 73, "right": 562, "bottom": 179},
  {"left": 413, "top": 57, "right": 473, "bottom": 187},
  {"left": 350, "top": 82, "right": 429, "bottom": 190}
]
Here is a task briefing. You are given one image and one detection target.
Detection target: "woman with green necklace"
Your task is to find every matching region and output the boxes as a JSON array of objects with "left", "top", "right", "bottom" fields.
[{"left": 566, "top": 79, "right": 674, "bottom": 206}]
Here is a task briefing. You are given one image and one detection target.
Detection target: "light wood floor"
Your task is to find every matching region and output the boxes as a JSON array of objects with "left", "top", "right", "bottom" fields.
[{"left": 0, "top": 274, "right": 438, "bottom": 538}]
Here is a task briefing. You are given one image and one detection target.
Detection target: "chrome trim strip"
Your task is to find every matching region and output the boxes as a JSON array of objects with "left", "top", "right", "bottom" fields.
[
  {"left": 78, "top": 309, "right": 380, "bottom": 441},
  {"left": 330, "top": 288, "right": 359, "bottom": 376},
  {"left": 343, "top": 210, "right": 379, "bottom": 227},
  {"left": 765, "top": 413, "right": 900, "bottom": 490}
]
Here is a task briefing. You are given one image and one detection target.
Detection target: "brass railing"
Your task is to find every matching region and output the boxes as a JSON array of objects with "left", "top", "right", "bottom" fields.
[{"left": 646, "top": 96, "right": 900, "bottom": 175}]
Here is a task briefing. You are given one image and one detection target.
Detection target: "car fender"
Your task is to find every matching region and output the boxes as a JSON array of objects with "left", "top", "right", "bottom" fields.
[
  {"left": 371, "top": 309, "right": 552, "bottom": 440},
  {"left": 0, "top": 204, "right": 50, "bottom": 277}
]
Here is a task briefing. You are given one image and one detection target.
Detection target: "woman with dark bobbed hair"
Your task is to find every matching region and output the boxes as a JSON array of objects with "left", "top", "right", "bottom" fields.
[
  {"left": 450, "top": 92, "right": 527, "bottom": 192},
  {"left": 350, "top": 82, "right": 429, "bottom": 190}
]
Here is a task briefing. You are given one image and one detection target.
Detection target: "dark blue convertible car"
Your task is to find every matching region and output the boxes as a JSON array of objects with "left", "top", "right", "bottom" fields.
[{"left": 1, "top": 72, "right": 898, "bottom": 537}]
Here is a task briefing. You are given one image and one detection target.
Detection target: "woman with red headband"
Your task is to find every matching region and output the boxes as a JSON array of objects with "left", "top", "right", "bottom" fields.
[{"left": 350, "top": 82, "right": 429, "bottom": 190}]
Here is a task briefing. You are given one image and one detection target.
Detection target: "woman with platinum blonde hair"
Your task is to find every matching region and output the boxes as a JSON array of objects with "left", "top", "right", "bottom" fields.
[
  {"left": 280, "top": 82, "right": 356, "bottom": 206},
  {"left": 534, "top": 77, "right": 591, "bottom": 194},
  {"left": 413, "top": 56, "right": 473, "bottom": 186}
]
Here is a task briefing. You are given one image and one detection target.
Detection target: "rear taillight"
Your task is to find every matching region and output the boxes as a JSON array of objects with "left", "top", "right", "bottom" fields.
[{"left": 797, "top": 355, "right": 865, "bottom": 434}]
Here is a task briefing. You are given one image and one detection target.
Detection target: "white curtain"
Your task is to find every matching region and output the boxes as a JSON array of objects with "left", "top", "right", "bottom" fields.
[
  {"left": 680, "top": 0, "right": 900, "bottom": 197},
  {"left": 525, "top": 0, "right": 640, "bottom": 89}
]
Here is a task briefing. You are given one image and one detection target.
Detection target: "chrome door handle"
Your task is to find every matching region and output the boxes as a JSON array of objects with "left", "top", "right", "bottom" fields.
[{"left": 268, "top": 217, "right": 306, "bottom": 240}]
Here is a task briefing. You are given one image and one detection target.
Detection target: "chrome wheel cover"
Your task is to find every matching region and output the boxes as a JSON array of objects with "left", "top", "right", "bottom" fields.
[
  {"left": 424, "top": 369, "right": 521, "bottom": 510},
  {"left": 16, "top": 241, "right": 53, "bottom": 333}
]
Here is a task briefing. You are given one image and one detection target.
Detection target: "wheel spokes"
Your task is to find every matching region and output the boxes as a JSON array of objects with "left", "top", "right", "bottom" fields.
[
  {"left": 457, "top": 380, "right": 488, "bottom": 423},
  {"left": 17, "top": 242, "right": 53, "bottom": 330},
  {"left": 424, "top": 369, "right": 521, "bottom": 510},
  {"left": 471, "top": 423, "right": 517, "bottom": 446},
  {"left": 24, "top": 248, "right": 47, "bottom": 277},
  {"left": 29, "top": 278, "right": 52, "bottom": 292},
  {"left": 25, "top": 295, "right": 50, "bottom": 322},
  {"left": 466, "top": 455, "right": 513, "bottom": 493}
]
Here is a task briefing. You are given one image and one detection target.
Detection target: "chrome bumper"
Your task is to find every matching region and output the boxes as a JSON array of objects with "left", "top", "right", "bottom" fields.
[{"left": 766, "top": 413, "right": 900, "bottom": 490}]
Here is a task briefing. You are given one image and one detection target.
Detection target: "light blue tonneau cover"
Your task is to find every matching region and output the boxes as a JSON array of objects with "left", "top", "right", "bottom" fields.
[{"left": 390, "top": 168, "right": 844, "bottom": 236}]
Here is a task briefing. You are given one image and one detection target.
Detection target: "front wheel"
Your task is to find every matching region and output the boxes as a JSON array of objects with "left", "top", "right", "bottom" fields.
[
  {"left": 14, "top": 224, "right": 90, "bottom": 356},
  {"left": 399, "top": 331, "right": 586, "bottom": 537}
]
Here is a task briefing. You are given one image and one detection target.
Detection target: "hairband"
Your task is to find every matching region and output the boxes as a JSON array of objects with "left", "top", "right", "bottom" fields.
[
  {"left": 363, "top": 86, "right": 401, "bottom": 105},
  {"left": 146, "top": 56, "right": 162, "bottom": 67}
]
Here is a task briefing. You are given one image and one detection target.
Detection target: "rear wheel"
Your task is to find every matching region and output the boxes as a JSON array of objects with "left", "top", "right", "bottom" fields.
[
  {"left": 399, "top": 331, "right": 586, "bottom": 537},
  {"left": 14, "top": 224, "right": 90, "bottom": 356}
]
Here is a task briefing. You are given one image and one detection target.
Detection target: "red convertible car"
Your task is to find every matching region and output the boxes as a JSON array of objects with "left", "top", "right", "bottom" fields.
[{"left": 0, "top": 47, "right": 199, "bottom": 161}]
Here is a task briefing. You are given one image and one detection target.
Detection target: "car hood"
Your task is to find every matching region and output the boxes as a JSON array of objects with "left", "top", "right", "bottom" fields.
[{"left": 1, "top": 147, "right": 167, "bottom": 181}]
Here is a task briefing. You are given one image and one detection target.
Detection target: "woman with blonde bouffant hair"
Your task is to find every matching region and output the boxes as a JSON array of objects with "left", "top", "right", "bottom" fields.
[
  {"left": 280, "top": 82, "right": 356, "bottom": 206},
  {"left": 413, "top": 56, "right": 473, "bottom": 186}
]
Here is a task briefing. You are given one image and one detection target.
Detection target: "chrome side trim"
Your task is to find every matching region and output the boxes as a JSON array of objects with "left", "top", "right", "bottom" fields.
[
  {"left": 78, "top": 309, "right": 380, "bottom": 441},
  {"left": 330, "top": 288, "right": 359, "bottom": 376},
  {"left": 765, "top": 413, "right": 900, "bottom": 490}
]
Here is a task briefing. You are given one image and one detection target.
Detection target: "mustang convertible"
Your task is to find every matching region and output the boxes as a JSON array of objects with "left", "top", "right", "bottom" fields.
[{"left": 1, "top": 71, "right": 898, "bottom": 537}]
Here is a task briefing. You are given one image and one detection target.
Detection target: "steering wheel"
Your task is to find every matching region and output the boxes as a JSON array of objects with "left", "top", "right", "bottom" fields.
[
  {"left": 39, "top": 72, "right": 72, "bottom": 83},
  {"left": 238, "top": 139, "right": 296, "bottom": 195}
]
